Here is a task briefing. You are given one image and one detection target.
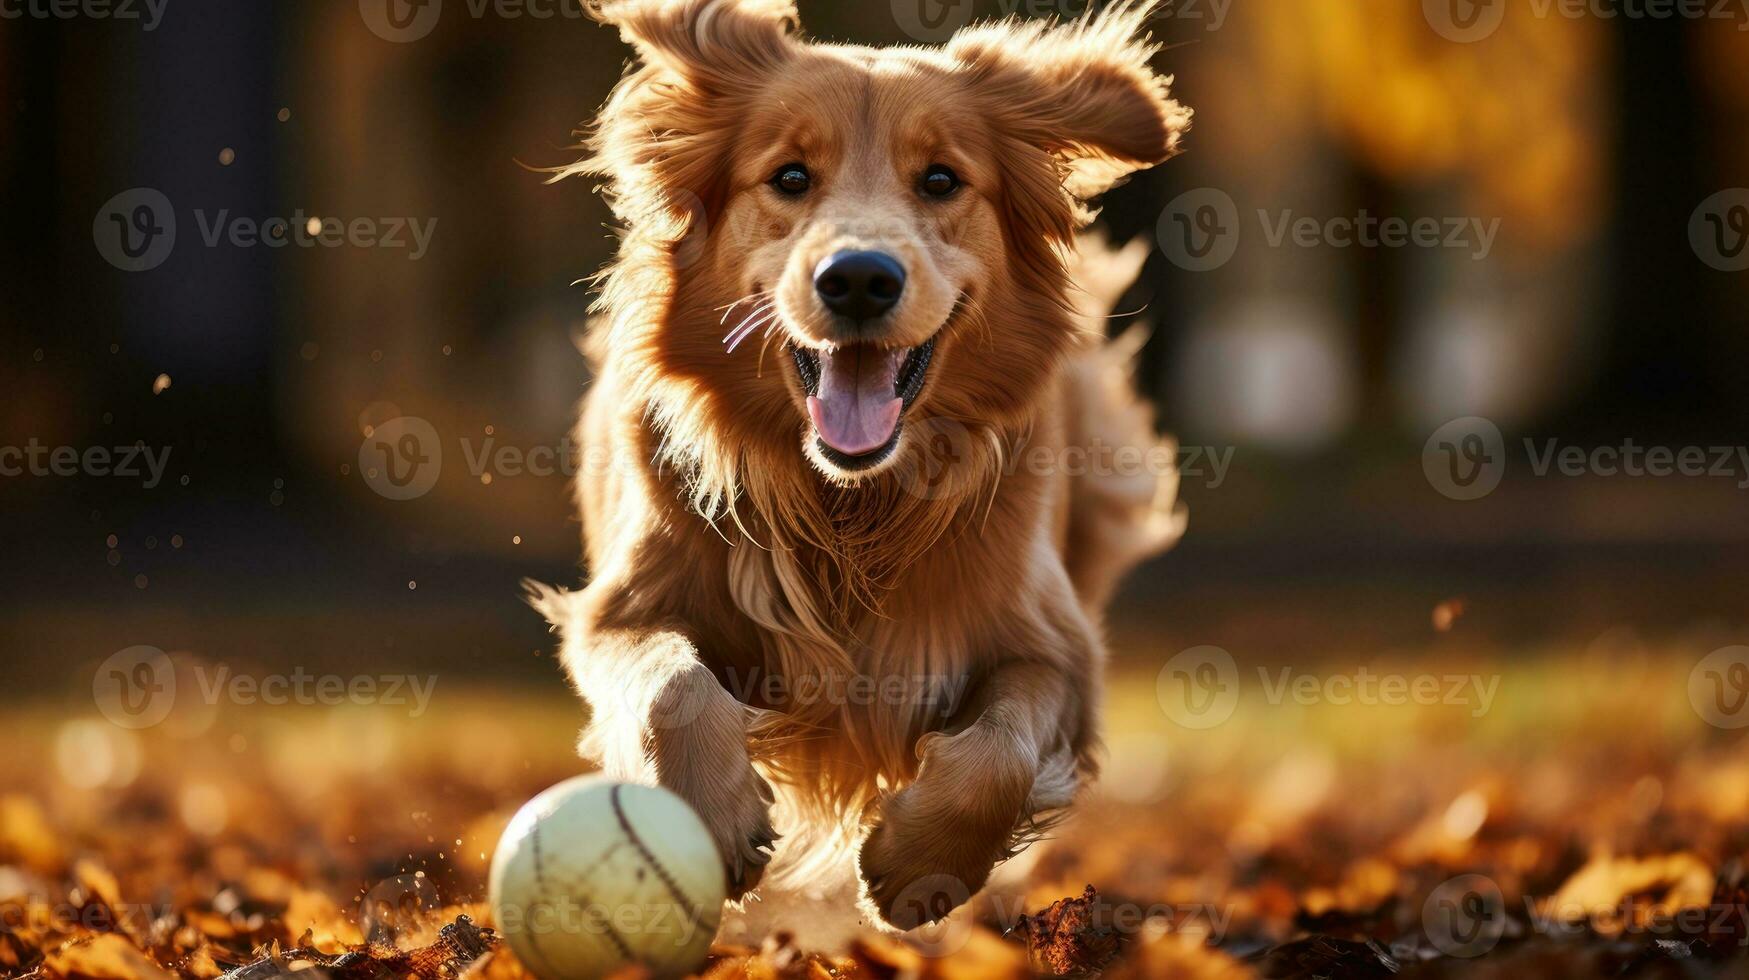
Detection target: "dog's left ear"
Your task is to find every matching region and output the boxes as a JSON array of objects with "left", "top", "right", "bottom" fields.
[
  {"left": 580, "top": 0, "right": 801, "bottom": 231},
  {"left": 949, "top": 0, "right": 1190, "bottom": 200},
  {"left": 589, "top": 0, "right": 798, "bottom": 95}
]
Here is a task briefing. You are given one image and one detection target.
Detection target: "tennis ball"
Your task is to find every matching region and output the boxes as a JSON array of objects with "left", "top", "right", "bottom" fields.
[{"left": 489, "top": 775, "right": 724, "bottom": 979}]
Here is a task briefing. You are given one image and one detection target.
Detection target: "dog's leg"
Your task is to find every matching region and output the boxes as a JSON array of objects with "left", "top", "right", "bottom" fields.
[
  {"left": 570, "top": 628, "right": 778, "bottom": 899},
  {"left": 857, "top": 658, "right": 1088, "bottom": 929}
]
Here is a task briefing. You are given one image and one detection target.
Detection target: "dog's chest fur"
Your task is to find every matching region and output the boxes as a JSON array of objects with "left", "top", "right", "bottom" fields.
[{"left": 711, "top": 464, "right": 1064, "bottom": 807}]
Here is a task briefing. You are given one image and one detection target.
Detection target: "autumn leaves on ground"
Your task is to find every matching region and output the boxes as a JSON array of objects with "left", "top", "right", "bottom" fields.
[{"left": 5, "top": 637, "right": 1749, "bottom": 978}]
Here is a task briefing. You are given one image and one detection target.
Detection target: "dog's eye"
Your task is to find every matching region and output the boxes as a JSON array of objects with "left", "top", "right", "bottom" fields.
[
  {"left": 771, "top": 164, "right": 811, "bottom": 196},
  {"left": 921, "top": 164, "right": 960, "bottom": 198}
]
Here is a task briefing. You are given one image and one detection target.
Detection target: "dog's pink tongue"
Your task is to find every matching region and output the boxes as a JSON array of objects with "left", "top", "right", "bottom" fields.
[{"left": 806, "top": 345, "right": 904, "bottom": 456}]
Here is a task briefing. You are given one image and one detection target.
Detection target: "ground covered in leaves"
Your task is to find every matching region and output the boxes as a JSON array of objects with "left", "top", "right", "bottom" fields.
[{"left": 5, "top": 637, "right": 1749, "bottom": 978}]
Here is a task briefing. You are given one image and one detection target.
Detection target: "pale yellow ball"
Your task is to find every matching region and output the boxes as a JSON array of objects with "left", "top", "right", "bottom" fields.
[{"left": 489, "top": 776, "right": 724, "bottom": 979}]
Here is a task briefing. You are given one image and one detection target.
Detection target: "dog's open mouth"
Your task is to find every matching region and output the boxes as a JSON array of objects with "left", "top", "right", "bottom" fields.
[{"left": 789, "top": 337, "right": 935, "bottom": 469}]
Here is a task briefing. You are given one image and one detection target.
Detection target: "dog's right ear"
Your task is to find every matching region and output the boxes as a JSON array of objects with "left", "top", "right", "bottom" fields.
[{"left": 589, "top": 0, "right": 798, "bottom": 95}]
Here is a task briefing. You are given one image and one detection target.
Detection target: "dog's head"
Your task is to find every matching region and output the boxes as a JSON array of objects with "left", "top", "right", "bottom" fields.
[{"left": 582, "top": 0, "right": 1188, "bottom": 484}]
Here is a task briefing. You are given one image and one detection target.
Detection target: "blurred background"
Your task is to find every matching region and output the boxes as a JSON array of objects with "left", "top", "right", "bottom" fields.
[
  {"left": 6, "top": 4, "right": 1749, "bottom": 971},
  {"left": 3, "top": 0, "right": 1748, "bottom": 707}
]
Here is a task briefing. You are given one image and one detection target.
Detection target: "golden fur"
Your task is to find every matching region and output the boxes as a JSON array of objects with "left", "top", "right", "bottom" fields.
[{"left": 532, "top": 0, "right": 1189, "bottom": 939}]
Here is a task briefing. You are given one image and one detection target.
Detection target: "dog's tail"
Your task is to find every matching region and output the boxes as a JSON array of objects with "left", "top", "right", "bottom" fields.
[{"left": 1060, "top": 231, "right": 1187, "bottom": 611}]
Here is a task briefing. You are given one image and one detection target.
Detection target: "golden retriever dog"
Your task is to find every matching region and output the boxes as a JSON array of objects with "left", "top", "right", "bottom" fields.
[{"left": 532, "top": 0, "right": 1189, "bottom": 944}]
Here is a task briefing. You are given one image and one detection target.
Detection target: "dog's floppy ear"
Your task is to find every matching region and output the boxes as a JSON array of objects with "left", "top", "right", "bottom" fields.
[
  {"left": 949, "top": 0, "right": 1190, "bottom": 200},
  {"left": 590, "top": 0, "right": 797, "bottom": 95},
  {"left": 578, "top": 0, "right": 799, "bottom": 235}
]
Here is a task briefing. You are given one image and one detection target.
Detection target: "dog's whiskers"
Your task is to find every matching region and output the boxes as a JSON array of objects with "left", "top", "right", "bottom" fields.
[
  {"left": 755, "top": 321, "right": 786, "bottom": 377},
  {"left": 720, "top": 297, "right": 773, "bottom": 336},
  {"left": 724, "top": 303, "right": 778, "bottom": 353},
  {"left": 716, "top": 290, "right": 773, "bottom": 324}
]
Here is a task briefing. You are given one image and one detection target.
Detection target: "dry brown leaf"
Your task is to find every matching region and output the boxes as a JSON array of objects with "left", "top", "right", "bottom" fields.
[
  {"left": 1015, "top": 887, "right": 1121, "bottom": 978},
  {"left": 927, "top": 928, "right": 1029, "bottom": 980},
  {"left": 1105, "top": 932, "right": 1252, "bottom": 980},
  {"left": 73, "top": 860, "right": 125, "bottom": 912},
  {"left": 1546, "top": 852, "right": 1715, "bottom": 932},
  {"left": 281, "top": 887, "right": 361, "bottom": 950},
  {"left": 0, "top": 796, "right": 66, "bottom": 874},
  {"left": 46, "top": 933, "right": 175, "bottom": 980}
]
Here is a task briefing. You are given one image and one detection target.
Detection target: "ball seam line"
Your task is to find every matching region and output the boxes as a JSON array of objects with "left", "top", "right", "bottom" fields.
[{"left": 609, "top": 784, "right": 714, "bottom": 934}]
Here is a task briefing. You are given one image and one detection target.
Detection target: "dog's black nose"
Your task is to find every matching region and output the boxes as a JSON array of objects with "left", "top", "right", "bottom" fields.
[{"left": 814, "top": 251, "right": 905, "bottom": 322}]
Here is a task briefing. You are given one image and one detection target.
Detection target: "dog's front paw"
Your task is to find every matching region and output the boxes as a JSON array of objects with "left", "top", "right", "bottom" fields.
[
  {"left": 857, "top": 729, "right": 1035, "bottom": 929},
  {"left": 680, "top": 758, "right": 778, "bottom": 901},
  {"left": 719, "top": 763, "right": 779, "bottom": 899},
  {"left": 858, "top": 789, "right": 1000, "bottom": 930},
  {"left": 647, "top": 668, "right": 780, "bottom": 900}
]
